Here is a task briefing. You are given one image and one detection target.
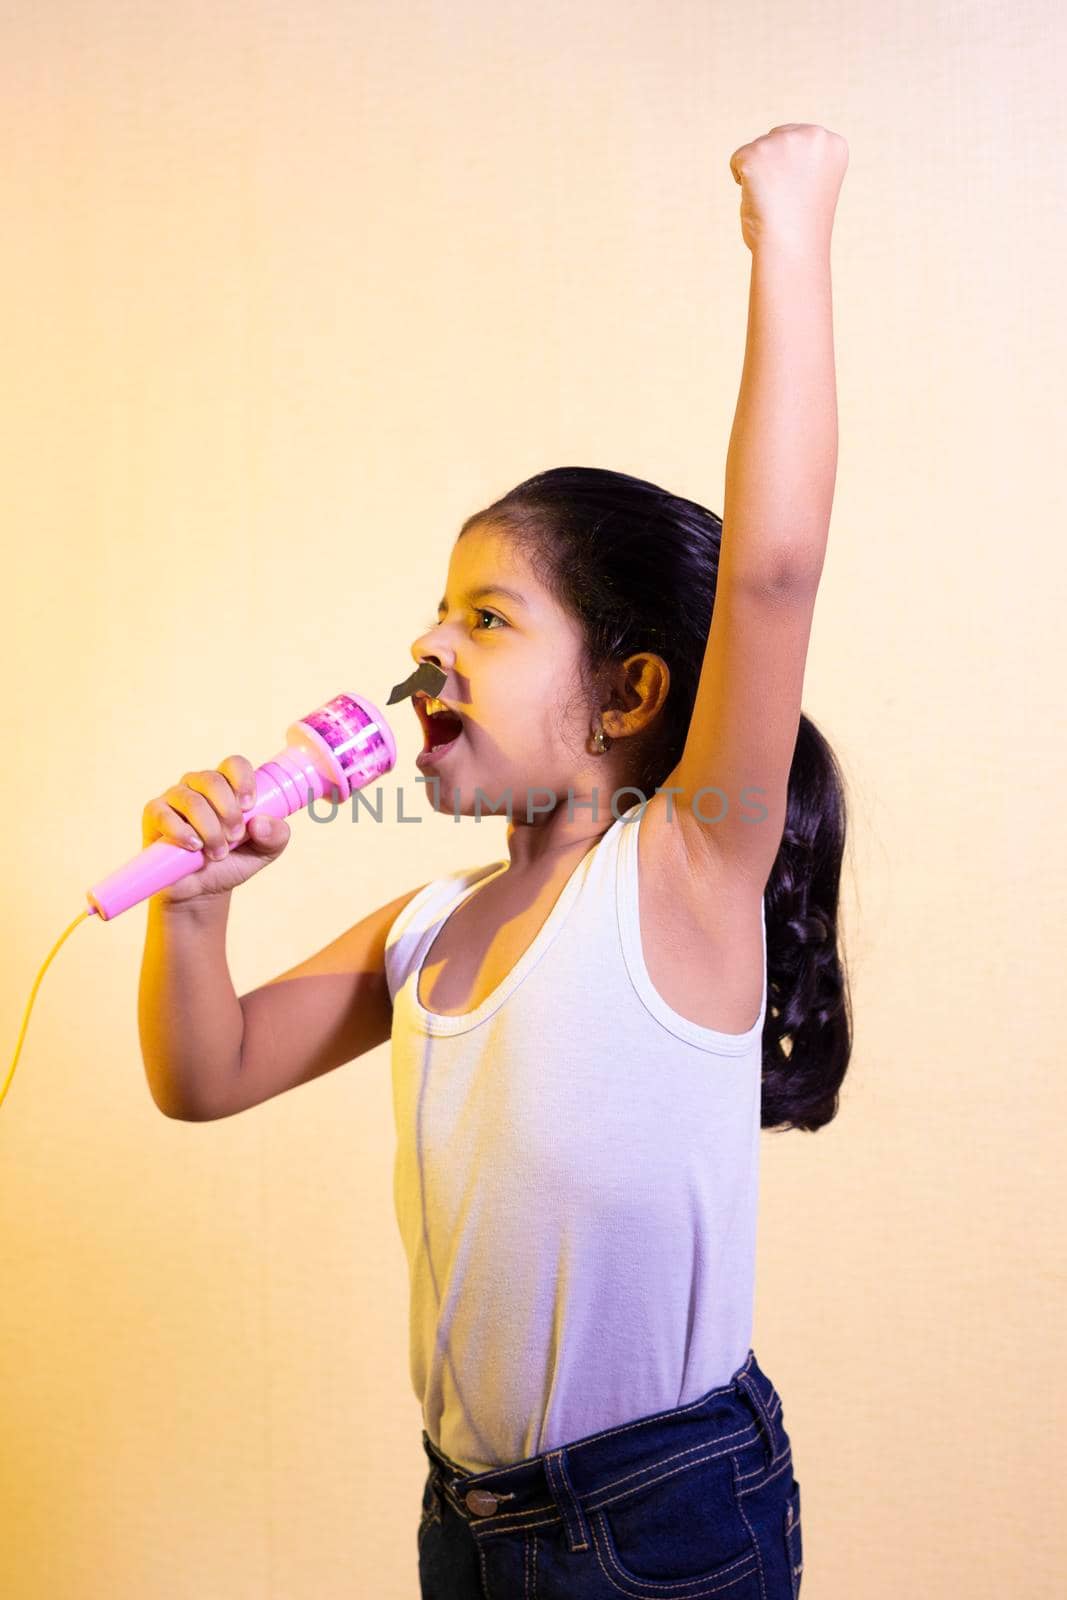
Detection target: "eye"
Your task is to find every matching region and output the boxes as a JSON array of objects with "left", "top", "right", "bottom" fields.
[{"left": 425, "top": 608, "right": 506, "bottom": 631}]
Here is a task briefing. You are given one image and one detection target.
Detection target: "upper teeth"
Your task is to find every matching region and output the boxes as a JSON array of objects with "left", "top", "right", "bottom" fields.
[{"left": 423, "top": 696, "right": 451, "bottom": 715}]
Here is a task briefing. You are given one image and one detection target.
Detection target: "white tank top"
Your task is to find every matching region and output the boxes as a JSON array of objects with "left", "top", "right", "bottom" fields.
[{"left": 384, "top": 798, "right": 768, "bottom": 1473}]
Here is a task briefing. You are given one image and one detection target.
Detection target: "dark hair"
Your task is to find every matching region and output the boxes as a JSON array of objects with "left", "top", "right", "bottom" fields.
[{"left": 458, "top": 465, "right": 852, "bottom": 1133}]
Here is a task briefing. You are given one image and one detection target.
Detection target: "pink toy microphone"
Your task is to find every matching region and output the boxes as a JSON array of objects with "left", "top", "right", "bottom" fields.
[
  {"left": 0, "top": 669, "right": 450, "bottom": 1114},
  {"left": 85, "top": 692, "right": 399, "bottom": 921}
]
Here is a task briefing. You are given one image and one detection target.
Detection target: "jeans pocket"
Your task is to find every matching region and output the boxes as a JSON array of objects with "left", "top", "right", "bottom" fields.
[
  {"left": 784, "top": 1478, "right": 803, "bottom": 1597},
  {"left": 590, "top": 1453, "right": 761, "bottom": 1597}
]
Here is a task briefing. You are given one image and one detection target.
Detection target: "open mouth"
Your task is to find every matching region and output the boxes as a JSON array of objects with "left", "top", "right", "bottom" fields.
[{"left": 414, "top": 696, "right": 465, "bottom": 760}]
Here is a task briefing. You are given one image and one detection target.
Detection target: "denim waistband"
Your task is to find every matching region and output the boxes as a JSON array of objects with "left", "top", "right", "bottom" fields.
[{"left": 420, "top": 1348, "right": 789, "bottom": 1551}]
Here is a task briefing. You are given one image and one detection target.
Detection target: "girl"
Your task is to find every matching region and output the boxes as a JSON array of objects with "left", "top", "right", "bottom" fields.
[
  {"left": 398, "top": 126, "right": 850, "bottom": 1600},
  {"left": 138, "top": 125, "right": 850, "bottom": 1599}
]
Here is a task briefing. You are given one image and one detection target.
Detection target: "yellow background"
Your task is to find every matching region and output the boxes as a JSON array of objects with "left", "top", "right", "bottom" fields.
[{"left": 1, "top": 2, "right": 1063, "bottom": 1596}]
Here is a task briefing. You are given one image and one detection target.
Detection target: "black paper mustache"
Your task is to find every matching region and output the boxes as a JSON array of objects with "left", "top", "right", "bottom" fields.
[{"left": 386, "top": 660, "right": 447, "bottom": 706}]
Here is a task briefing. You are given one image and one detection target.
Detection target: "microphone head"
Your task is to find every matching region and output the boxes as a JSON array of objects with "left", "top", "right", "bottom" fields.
[{"left": 293, "top": 692, "right": 397, "bottom": 798}]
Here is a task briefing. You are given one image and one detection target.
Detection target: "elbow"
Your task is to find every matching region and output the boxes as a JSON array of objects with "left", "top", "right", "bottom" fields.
[
  {"left": 757, "top": 539, "right": 825, "bottom": 596},
  {"left": 723, "top": 522, "right": 827, "bottom": 597},
  {"left": 158, "top": 1094, "right": 217, "bottom": 1122},
  {"left": 737, "top": 551, "right": 822, "bottom": 600},
  {"left": 146, "top": 1081, "right": 205, "bottom": 1122},
  {"left": 153, "top": 1093, "right": 191, "bottom": 1122}
]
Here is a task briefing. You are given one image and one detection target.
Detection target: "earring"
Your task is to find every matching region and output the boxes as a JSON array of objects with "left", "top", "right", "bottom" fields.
[{"left": 589, "top": 723, "right": 610, "bottom": 754}]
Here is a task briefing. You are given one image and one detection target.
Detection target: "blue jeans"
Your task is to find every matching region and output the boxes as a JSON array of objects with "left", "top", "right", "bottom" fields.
[{"left": 417, "top": 1348, "right": 803, "bottom": 1598}]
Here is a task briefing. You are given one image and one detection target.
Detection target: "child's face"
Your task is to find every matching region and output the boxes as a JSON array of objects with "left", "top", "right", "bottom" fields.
[{"left": 407, "top": 522, "right": 594, "bottom": 819}]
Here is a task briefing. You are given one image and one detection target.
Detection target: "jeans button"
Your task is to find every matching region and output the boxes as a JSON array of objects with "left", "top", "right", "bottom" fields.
[{"left": 465, "top": 1489, "right": 500, "bottom": 1516}]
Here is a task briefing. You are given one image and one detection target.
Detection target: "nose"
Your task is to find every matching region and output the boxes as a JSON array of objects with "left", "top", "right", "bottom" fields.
[{"left": 410, "top": 623, "right": 451, "bottom": 671}]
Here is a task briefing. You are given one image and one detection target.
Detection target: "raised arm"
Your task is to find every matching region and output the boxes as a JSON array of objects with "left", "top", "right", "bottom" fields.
[{"left": 664, "top": 124, "right": 849, "bottom": 888}]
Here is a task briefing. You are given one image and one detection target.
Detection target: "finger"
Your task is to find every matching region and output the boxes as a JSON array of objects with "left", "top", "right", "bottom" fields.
[
  {"left": 143, "top": 796, "right": 206, "bottom": 852},
  {"left": 218, "top": 754, "right": 257, "bottom": 810},
  {"left": 181, "top": 769, "right": 247, "bottom": 840},
  {"left": 244, "top": 814, "right": 288, "bottom": 850},
  {"left": 176, "top": 792, "right": 231, "bottom": 855},
  {"left": 168, "top": 778, "right": 232, "bottom": 856}
]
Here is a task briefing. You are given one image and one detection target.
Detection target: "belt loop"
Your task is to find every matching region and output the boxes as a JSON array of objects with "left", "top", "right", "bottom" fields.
[
  {"left": 736, "top": 1367, "right": 776, "bottom": 1469},
  {"left": 543, "top": 1446, "right": 591, "bottom": 1554}
]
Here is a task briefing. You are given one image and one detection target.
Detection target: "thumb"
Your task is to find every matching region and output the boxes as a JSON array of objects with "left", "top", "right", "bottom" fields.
[{"left": 247, "top": 814, "right": 289, "bottom": 850}]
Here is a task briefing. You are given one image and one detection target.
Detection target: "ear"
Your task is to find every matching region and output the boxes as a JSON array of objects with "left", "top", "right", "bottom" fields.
[{"left": 606, "top": 652, "right": 670, "bottom": 735}]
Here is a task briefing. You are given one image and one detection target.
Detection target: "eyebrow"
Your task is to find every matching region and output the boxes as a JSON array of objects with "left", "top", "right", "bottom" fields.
[{"left": 436, "top": 585, "right": 528, "bottom": 616}]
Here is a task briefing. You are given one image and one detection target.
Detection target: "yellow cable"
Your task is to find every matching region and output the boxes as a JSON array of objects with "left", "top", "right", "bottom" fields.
[{"left": 0, "top": 907, "right": 97, "bottom": 1112}]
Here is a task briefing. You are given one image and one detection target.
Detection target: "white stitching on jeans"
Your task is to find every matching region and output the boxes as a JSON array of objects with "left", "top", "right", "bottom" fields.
[
  {"left": 730, "top": 1454, "right": 767, "bottom": 1600},
  {"left": 734, "top": 1454, "right": 793, "bottom": 1498},
  {"left": 451, "top": 1437, "right": 764, "bottom": 1538},
  {"left": 590, "top": 1509, "right": 761, "bottom": 1598}
]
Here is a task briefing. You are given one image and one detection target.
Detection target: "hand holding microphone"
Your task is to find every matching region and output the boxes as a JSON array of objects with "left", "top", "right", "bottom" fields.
[
  {"left": 2, "top": 674, "right": 448, "bottom": 1112},
  {"left": 140, "top": 754, "right": 292, "bottom": 909},
  {"left": 85, "top": 690, "right": 405, "bottom": 921}
]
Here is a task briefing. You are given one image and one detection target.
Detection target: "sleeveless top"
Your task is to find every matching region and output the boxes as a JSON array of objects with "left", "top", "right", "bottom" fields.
[{"left": 383, "top": 798, "right": 768, "bottom": 1473}]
